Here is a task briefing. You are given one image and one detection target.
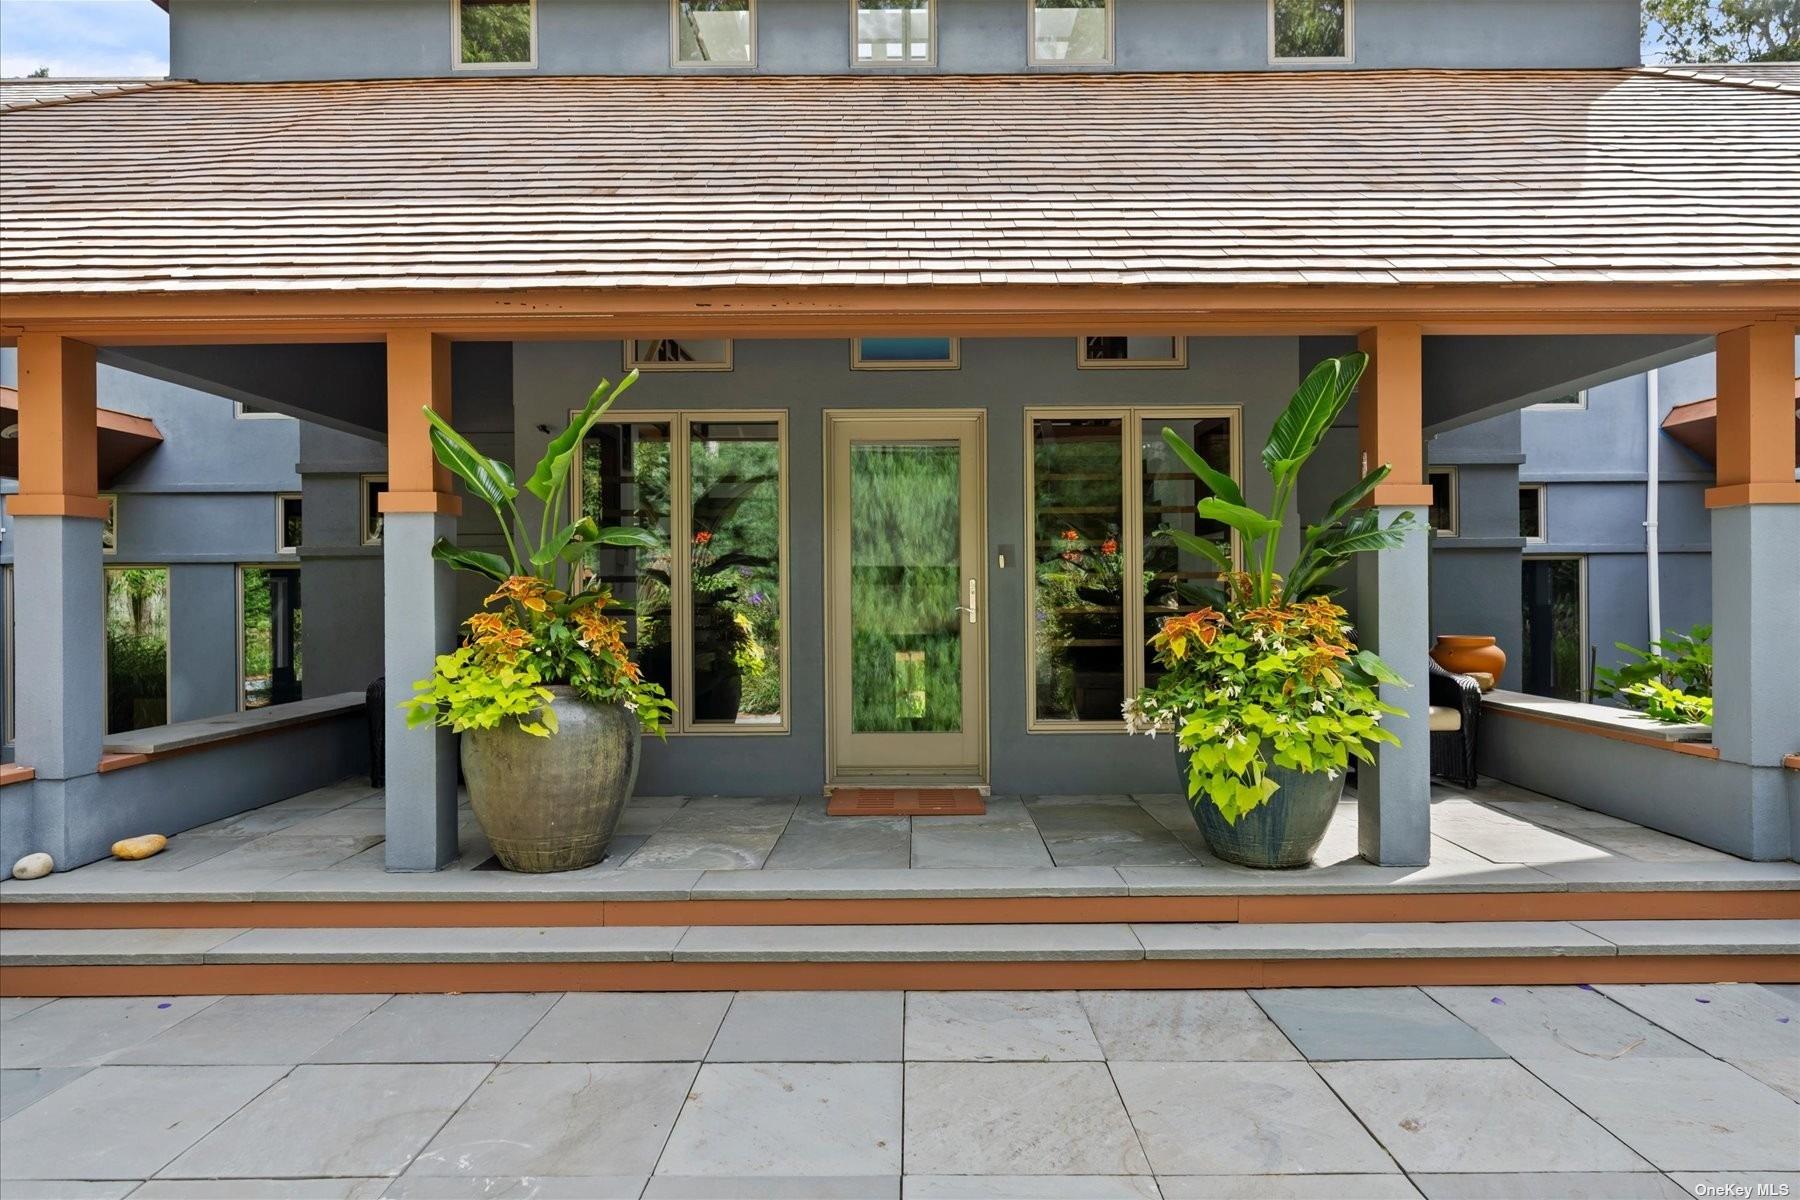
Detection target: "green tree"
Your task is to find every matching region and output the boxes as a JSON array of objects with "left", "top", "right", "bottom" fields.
[{"left": 1642, "top": 0, "right": 1799, "bottom": 62}]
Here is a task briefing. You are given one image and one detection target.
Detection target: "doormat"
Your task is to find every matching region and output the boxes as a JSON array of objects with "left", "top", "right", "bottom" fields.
[{"left": 826, "top": 788, "right": 986, "bottom": 817}]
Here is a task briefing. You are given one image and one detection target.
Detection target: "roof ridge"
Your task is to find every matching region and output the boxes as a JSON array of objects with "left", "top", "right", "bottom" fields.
[{"left": 0, "top": 78, "right": 187, "bottom": 113}]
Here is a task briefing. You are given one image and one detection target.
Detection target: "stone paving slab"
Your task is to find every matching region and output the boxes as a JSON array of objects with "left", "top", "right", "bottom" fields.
[
  {"left": 0, "top": 1064, "right": 289, "bottom": 1180},
  {"left": 708, "top": 991, "right": 904, "bottom": 1062},
  {"left": 903, "top": 1061, "right": 1149, "bottom": 1176},
  {"left": 1078, "top": 989, "right": 1301, "bottom": 1061},
  {"left": 673, "top": 923, "right": 1144, "bottom": 962},
  {"left": 1115, "top": 860, "right": 1565, "bottom": 895},
  {"left": 1407, "top": 1173, "right": 1686, "bottom": 1199},
  {"left": 204, "top": 926, "right": 685, "bottom": 963},
  {"left": 509, "top": 992, "right": 730, "bottom": 1062},
  {"left": 1314, "top": 1059, "right": 1650, "bottom": 1173},
  {"left": 133, "top": 1181, "right": 389, "bottom": 1199},
  {"left": 307, "top": 992, "right": 560, "bottom": 1064},
  {"left": 1133, "top": 921, "right": 1615, "bottom": 959},
  {"left": 1113, "top": 1060, "right": 1397, "bottom": 1175},
  {"left": 1158, "top": 1176, "right": 1423, "bottom": 1199},
  {"left": 686, "top": 865, "right": 1129, "bottom": 899},
  {"left": 906, "top": 1176, "right": 1157, "bottom": 1198},
  {"left": 764, "top": 799, "right": 911, "bottom": 870},
  {"left": 1577, "top": 918, "right": 1800, "bottom": 954},
  {"left": 0, "top": 927, "right": 249, "bottom": 966},
  {"left": 252, "top": 867, "right": 704, "bottom": 902},
  {"left": 0, "top": 1066, "right": 89, "bottom": 1121},
  {"left": 1424, "top": 984, "right": 1711, "bottom": 1063},
  {"left": 386, "top": 1177, "right": 646, "bottom": 1199},
  {"left": 657, "top": 1062, "right": 903, "bottom": 1176},
  {"left": 904, "top": 991, "right": 1103, "bottom": 1062},
  {"left": 0, "top": 996, "right": 224, "bottom": 1068},
  {"left": 160, "top": 1063, "right": 493, "bottom": 1179},
  {"left": 646, "top": 1175, "right": 899, "bottom": 1198},
  {"left": 111, "top": 993, "right": 386, "bottom": 1065},
  {"left": 1250, "top": 988, "right": 1506, "bottom": 1060}
]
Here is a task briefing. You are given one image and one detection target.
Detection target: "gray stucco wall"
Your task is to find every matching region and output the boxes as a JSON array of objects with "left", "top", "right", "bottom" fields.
[
  {"left": 512, "top": 335, "right": 1310, "bottom": 795},
  {"left": 169, "top": 0, "right": 1640, "bottom": 81},
  {"left": 0, "top": 349, "right": 303, "bottom": 750}
]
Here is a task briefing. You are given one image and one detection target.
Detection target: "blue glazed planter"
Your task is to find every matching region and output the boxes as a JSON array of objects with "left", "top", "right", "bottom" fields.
[{"left": 1179, "top": 753, "right": 1345, "bottom": 869}]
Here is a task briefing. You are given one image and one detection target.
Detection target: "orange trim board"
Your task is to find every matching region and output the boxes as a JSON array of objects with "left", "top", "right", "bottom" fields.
[
  {"left": 4, "top": 891, "right": 1794, "bottom": 930},
  {"left": 5, "top": 954, "right": 1797, "bottom": 998},
  {"left": 826, "top": 788, "right": 986, "bottom": 817},
  {"left": 4, "top": 283, "right": 1798, "bottom": 344}
]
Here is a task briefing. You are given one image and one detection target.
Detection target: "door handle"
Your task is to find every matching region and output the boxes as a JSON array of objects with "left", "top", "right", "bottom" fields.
[{"left": 953, "top": 578, "right": 978, "bottom": 624}]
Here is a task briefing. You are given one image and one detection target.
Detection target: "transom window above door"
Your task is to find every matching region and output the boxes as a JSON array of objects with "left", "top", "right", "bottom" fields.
[
  {"left": 855, "top": 0, "right": 934, "bottom": 65},
  {"left": 675, "top": 0, "right": 756, "bottom": 66},
  {"left": 1031, "top": 0, "right": 1112, "bottom": 64},
  {"left": 1271, "top": 0, "right": 1351, "bottom": 62},
  {"left": 1078, "top": 335, "right": 1187, "bottom": 369},
  {"left": 626, "top": 338, "right": 734, "bottom": 371},
  {"left": 1026, "top": 407, "right": 1241, "bottom": 728}
]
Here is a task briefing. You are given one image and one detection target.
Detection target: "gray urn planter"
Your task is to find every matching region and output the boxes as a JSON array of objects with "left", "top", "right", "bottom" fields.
[
  {"left": 459, "top": 686, "right": 641, "bottom": 873},
  {"left": 1178, "top": 751, "right": 1344, "bottom": 869}
]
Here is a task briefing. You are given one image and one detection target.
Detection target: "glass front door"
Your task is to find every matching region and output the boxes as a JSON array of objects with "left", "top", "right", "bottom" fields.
[{"left": 826, "top": 412, "right": 987, "bottom": 782}]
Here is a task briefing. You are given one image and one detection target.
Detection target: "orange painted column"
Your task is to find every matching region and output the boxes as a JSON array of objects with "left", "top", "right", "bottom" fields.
[
  {"left": 1351, "top": 324, "right": 1433, "bottom": 866},
  {"left": 380, "top": 331, "right": 463, "bottom": 871},
  {"left": 10, "top": 334, "right": 107, "bottom": 807},
  {"left": 1704, "top": 323, "right": 1799, "bottom": 775},
  {"left": 1356, "top": 323, "right": 1436, "bottom": 508},
  {"left": 1705, "top": 322, "right": 1800, "bottom": 510}
]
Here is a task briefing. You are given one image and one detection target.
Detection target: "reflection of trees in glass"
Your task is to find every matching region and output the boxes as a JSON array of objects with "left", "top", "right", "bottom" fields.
[
  {"left": 850, "top": 444, "right": 962, "bottom": 733},
  {"left": 1142, "top": 418, "right": 1233, "bottom": 688},
  {"left": 1032, "top": 419, "right": 1126, "bottom": 722},
  {"left": 580, "top": 426, "right": 673, "bottom": 698},
  {"left": 678, "top": 0, "right": 753, "bottom": 62},
  {"left": 460, "top": 0, "right": 532, "bottom": 63},
  {"left": 1273, "top": 0, "right": 1346, "bottom": 57},
  {"left": 689, "top": 425, "right": 782, "bottom": 723},
  {"left": 242, "top": 567, "right": 303, "bottom": 709},
  {"left": 1034, "top": 0, "right": 1108, "bottom": 61},
  {"left": 104, "top": 567, "right": 169, "bottom": 733}
]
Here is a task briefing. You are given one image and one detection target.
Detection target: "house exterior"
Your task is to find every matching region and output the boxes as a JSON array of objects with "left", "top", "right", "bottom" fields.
[
  {"left": 0, "top": 0, "right": 1796, "bottom": 880},
  {"left": 1427, "top": 340, "right": 1800, "bottom": 703}
]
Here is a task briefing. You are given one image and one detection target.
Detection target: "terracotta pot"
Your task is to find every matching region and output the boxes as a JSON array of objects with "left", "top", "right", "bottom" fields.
[
  {"left": 460, "top": 687, "right": 640, "bottom": 873},
  {"left": 1431, "top": 634, "right": 1507, "bottom": 680}
]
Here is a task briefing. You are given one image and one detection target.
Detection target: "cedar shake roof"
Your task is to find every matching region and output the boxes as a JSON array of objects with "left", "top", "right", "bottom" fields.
[
  {"left": 1, "top": 69, "right": 1797, "bottom": 296},
  {"left": 0, "top": 77, "right": 169, "bottom": 111}
]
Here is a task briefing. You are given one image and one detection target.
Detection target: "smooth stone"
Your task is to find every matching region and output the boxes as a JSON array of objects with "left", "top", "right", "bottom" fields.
[
  {"left": 1134, "top": 920, "right": 1612, "bottom": 959},
  {"left": 0, "top": 1184, "right": 142, "bottom": 1199},
  {"left": 207, "top": 925, "right": 682, "bottom": 963},
  {"left": 161, "top": 1063, "right": 492, "bottom": 1178},
  {"left": 1424, "top": 984, "right": 1711, "bottom": 1063},
  {"left": 902, "top": 1062, "right": 1149, "bottom": 1175},
  {"left": 1595, "top": 982, "right": 1800, "bottom": 1060},
  {"left": 1111, "top": 1060, "right": 1395, "bottom": 1175},
  {"left": 0, "top": 927, "right": 252, "bottom": 966},
  {"left": 110, "top": 834, "right": 168, "bottom": 860},
  {"left": 657, "top": 1062, "right": 903, "bottom": 1176},
  {"left": 708, "top": 991, "right": 903, "bottom": 1062},
  {"left": 1409, "top": 1174, "right": 1687, "bottom": 1200},
  {"left": 763, "top": 799, "right": 910, "bottom": 870},
  {"left": 1158, "top": 1177, "right": 1424, "bottom": 1199},
  {"left": 0, "top": 996, "right": 224, "bottom": 1068},
  {"left": 308, "top": 992, "right": 559, "bottom": 1063},
  {"left": 1079, "top": 990, "right": 1301, "bottom": 1061},
  {"left": 0, "top": 1066, "right": 90, "bottom": 1120},
  {"left": 1250, "top": 987, "right": 1506, "bottom": 1060},
  {"left": 0, "top": 1064, "right": 288, "bottom": 1180},
  {"left": 645, "top": 1176, "right": 897, "bottom": 1199},
  {"left": 906, "top": 1177, "right": 1158, "bottom": 1199},
  {"left": 673, "top": 923, "right": 1143, "bottom": 962},
  {"left": 410, "top": 1062, "right": 696, "bottom": 1177},
  {"left": 112, "top": 993, "right": 387, "bottom": 1065},
  {"left": 1578, "top": 919, "right": 1800, "bottom": 955},
  {"left": 1314, "top": 1059, "right": 1649, "bottom": 1173},
  {"left": 911, "top": 799, "right": 1055, "bottom": 868},
  {"left": 131, "top": 1182, "right": 390, "bottom": 1199},
  {"left": 1517, "top": 1054, "right": 1800, "bottom": 1171},
  {"left": 384, "top": 1178, "right": 646, "bottom": 1199},
  {"left": 510, "top": 992, "right": 732, "bottom": 1062},
  {"left": 11, "top": 852, "right": 53, "bottom": 880},
  {"left": 904, "top": 991, "right": 1103, "bottom": 1062}
]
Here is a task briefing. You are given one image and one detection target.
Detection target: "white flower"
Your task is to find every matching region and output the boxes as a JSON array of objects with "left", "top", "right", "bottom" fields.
[{"left": 1311, "top": 700, "right": 1326, "bottom": 713}]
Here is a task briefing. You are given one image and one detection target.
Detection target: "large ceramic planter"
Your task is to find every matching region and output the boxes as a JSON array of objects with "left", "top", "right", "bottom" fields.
[
  {"left": 460, "top": 686, "right": 640, "bottom": 873},
  {"left": 1178, "top": 751, "right": 1345, "bottom": 869},
  {"left": 1430, "top": 634, "right": 1506, "bottom": 680}
]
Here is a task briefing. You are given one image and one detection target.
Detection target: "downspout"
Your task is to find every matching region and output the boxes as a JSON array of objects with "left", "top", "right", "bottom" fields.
[{"left": 1645, "top": 369, "right": 1662, "bottom": 651}]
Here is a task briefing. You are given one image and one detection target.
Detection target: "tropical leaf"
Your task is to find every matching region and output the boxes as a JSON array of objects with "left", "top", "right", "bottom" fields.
[
  {"left": 1261, "top": 352, "right": 1366, "bottom": 485},
  {"left": 423, "top": 409, "right": 517, "bottom": 509},
  {"left": 1353, "top": 649, "right": 1410, "bottom": 687},
  {"left": 1316, "top": 463, "right": 1392, "bottom": 527},
  {"left": 1160, "top": 427, "right": 1245, "bottom": 508},
  {"left": 1159, "top": 528, "right": 1233, "bottom": 571},
  {"left": 429, "top": 538, "right": 511, "bottom": 582},
  {"left": 530, "top": 516, "right": 602, "bottom": 569},
  {"left": 1194, "top": 497, "right": 1283, "bottom": 540},
  {"left": 595, "top": 525, "right": 661, "bottom": 548},
  {"left": 525, "top": 371, "right": 640, "bottom": 502}
]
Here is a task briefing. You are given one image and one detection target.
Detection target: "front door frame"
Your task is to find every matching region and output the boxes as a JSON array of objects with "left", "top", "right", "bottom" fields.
[{"left": 823, "top": 408, "right": 989, "bottom": 786}]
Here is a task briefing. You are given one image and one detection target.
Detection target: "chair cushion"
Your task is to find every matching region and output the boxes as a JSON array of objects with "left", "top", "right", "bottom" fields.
[{"left": 1428, "top": 705, "right": 1462, "bottom": 732}]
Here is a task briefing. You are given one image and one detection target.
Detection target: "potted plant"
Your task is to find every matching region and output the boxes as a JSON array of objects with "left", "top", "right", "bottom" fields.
[
  {"left": 402, "top": 372, "right": 675, "bottom": 872},
  {"left": 1124, "top": 352, "right": 1419, "bottom": 868}
]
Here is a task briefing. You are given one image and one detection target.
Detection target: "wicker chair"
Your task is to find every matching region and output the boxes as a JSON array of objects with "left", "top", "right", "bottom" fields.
[{"left": 1428, "top": 658, "right": 1481, "bottom": 788}]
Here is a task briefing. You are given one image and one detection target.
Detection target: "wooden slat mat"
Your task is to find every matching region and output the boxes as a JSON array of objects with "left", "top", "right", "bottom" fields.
[{"left": 826, "top": 788, "right": 986, "bottom": 816}]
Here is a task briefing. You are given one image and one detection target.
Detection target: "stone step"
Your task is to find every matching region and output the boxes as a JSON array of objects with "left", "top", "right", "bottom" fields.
[{"left": 4, "top": 919, "right": 1796, "bottom": 968}]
